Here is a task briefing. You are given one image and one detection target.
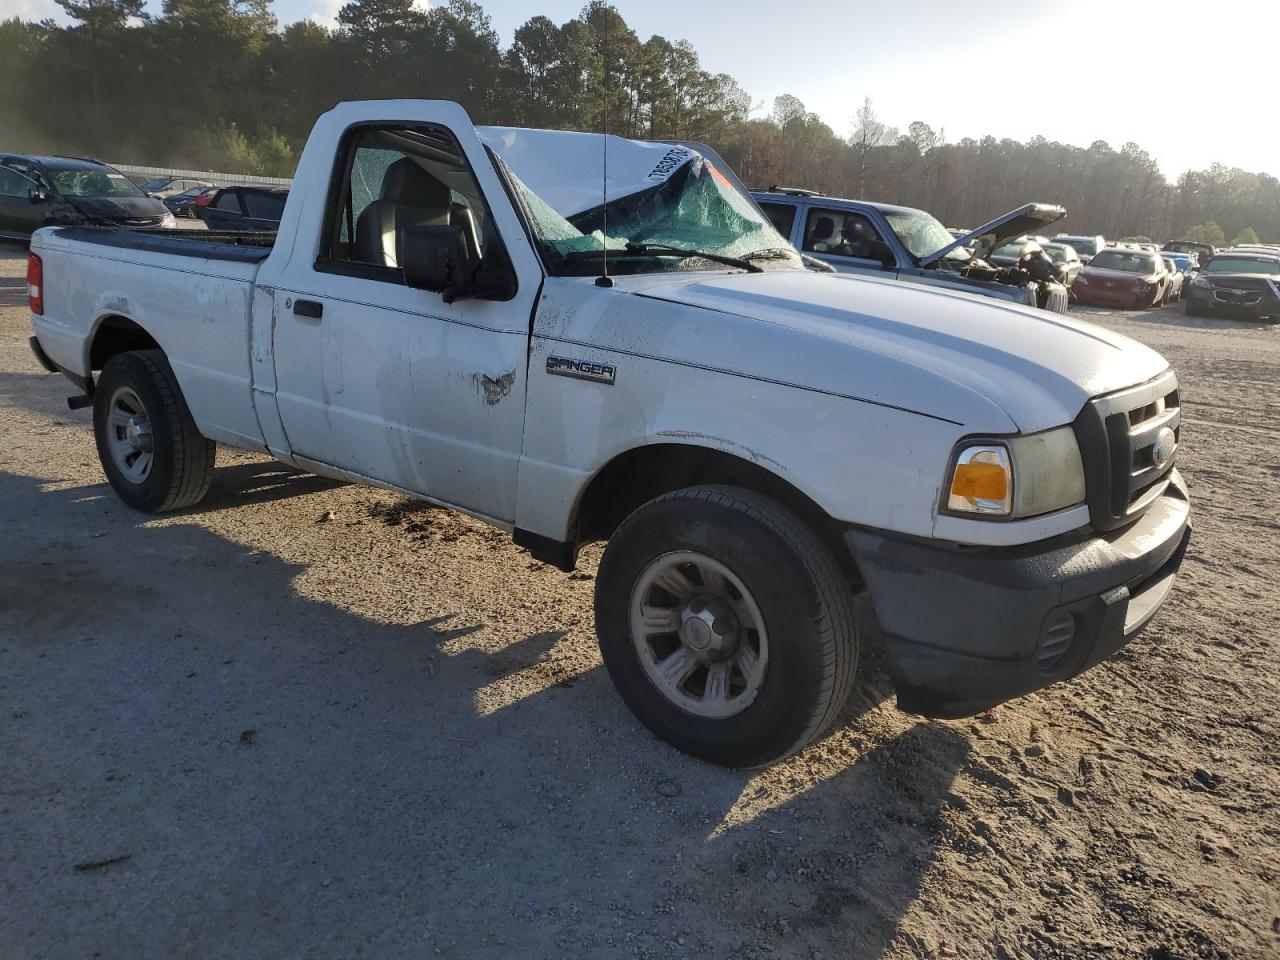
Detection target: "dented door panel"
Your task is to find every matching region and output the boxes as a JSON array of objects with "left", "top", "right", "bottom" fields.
[{"left": 269, "top": 280, "right": 529, "bottom": 523}]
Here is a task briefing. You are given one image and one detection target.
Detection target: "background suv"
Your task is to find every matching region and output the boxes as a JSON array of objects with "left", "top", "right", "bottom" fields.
[{"left": 753, "top": 188, "right": 1069, "bottom": 312}]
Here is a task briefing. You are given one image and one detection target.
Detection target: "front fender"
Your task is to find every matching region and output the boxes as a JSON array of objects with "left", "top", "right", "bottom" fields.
[{"left": 516, "top": 327, "right": 966, "bottom": 544}]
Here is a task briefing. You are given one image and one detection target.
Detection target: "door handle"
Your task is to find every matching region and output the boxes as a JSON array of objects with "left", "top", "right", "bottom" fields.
[{"left": 292, "top": 299, "right": 323, "bottom": 320}]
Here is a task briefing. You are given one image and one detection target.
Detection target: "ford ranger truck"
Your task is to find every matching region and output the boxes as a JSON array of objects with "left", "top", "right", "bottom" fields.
[{"left": 26, "top": 100, "right": 1191, "bottom": 768}]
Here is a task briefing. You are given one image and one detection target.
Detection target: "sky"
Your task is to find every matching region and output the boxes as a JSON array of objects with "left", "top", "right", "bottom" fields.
[{"left": 10, "top": 0, "right": 1277, "bottom": 180}]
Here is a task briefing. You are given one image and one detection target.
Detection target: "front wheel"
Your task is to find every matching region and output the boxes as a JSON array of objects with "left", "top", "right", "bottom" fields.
[
  {"left": 595, "top": 485, "right": 859, "bottom": 767},
  {"left": 93, "top": 350, "right": 215, "bottom": 513}
]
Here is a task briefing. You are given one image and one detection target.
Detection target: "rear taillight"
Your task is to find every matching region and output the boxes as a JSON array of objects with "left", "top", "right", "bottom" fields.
[{"left": 26, "top": 252, "right": 43, "bottom": 315}]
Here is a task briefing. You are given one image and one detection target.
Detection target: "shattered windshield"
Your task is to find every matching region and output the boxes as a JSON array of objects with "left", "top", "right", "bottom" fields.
[
  {"left": 884, "top": 209, "right": 965, "bottom": 262},
  {"left": 51, "top": 168, "right": 147, "bottom": 199},
  {"left": 482, "top": 128, "right": 799, "bottom": 277}
]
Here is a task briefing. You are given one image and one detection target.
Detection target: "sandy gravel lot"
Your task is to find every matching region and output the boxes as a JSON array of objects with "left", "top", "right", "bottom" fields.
[{"left": 1, "top": 241, "right": 1276, "bottom": 960}]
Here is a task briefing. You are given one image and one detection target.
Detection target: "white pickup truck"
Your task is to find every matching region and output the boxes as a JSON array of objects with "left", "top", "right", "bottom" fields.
[{"left": 27, "top": 100, "right": 1191, "bottom": 767}]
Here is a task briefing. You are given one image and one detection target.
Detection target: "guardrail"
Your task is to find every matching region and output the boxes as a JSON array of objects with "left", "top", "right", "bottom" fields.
[{"left": 111, "top": 163, "right": 293, "bottom": 189}]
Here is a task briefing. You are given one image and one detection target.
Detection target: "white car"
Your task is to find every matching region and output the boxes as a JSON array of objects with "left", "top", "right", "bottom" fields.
[{"left": 26, "top": 100, "right": 1191, "bottom": 766}]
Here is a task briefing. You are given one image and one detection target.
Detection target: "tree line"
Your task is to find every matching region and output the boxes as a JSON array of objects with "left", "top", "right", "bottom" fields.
[{"left": 1, "top": 0, "right": 1274, "bottom": 243}]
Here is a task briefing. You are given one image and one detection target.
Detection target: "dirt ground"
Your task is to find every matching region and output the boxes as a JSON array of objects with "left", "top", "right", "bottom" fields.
[{"left": 1, "top": 241, "right": 1276, "bottom": 960}]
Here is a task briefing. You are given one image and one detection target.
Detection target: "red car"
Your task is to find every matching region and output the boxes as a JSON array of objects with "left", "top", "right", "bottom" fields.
[{"left": 1072, "top": 248, "right": 1167, "bottom": 308}]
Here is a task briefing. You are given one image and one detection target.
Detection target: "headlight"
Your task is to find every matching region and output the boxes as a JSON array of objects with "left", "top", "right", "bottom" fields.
[
  {"left": 1191, "top": 275, "right": 1211, "bottom": 289},
  {"left": 160, "top": 211, "right": 177, "bottom": 228},
  {"left": 946, "top": 426, "right": 1086, "bottom": 519},
  {"left": 1075, "top": 274, "right": 1088, "bottom": 285}
]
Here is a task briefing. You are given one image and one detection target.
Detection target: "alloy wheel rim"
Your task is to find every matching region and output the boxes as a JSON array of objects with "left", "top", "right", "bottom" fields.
[
  {"left": 105, "top": 386, "right": 154, "bottom": 484},
  {"left": 629, "top": 550, "right": 769, "bottom": 719}
]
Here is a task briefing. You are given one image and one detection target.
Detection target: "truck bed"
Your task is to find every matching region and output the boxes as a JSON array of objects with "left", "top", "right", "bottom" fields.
[{"left": 54, "top": 226, "right": 275, "bottom": 264}]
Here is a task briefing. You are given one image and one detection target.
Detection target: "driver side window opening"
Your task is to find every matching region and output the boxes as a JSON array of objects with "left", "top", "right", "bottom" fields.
[
  {"left": 321, "top": 124, "right": 502, "bottom": 282},
  {"left": 0, "top": 166, "right": 37, "bottom": 199},
  {"left": 802, "top": 208, "right": 884, "bottom": 260}
]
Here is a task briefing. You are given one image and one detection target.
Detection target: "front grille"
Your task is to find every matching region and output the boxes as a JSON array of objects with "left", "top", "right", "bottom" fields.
[
  {"left": 1208, "top": 276, "right": 1270, "bottom": 292},
  {"left": 1043, "top": 285, "right": 1069, "bottom": 314},
  {"left": 1214, "top": 289, "right": 1262, "bottom": 305},
  {"left": 1073, "top": 370, "right": 1180, "bottom": 531},
  {"left": 106, "top": 216, "right": 163, "bottom": 227}
]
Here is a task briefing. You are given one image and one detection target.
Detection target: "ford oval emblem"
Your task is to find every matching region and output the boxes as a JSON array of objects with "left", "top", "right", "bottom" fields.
[{"left": 1151, "top": 427, "right": 1176, "bottom": 469}]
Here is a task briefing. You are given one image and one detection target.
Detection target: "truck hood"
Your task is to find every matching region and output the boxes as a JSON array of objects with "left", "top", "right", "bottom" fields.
[
  {"left": 920, "top": 203, "right": 1067, "bottom": 268},
  {"left": 617, "top": 269, "right": 1168, "bottom": 433}
]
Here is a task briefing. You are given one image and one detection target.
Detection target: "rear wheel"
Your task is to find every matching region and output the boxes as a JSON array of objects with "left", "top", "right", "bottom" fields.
[
  {"left": 595, "top": 485, "right": 859, "bottom": 767},
  {"left": 93, "top": 350, "right": 215, "bottom": 513}
]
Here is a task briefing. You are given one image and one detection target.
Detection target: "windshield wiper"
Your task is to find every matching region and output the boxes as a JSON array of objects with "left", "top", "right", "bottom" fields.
[
  {"left": 625, "top": 242, "right": 763, "bottom": 273},
  {"left": 741, "top": 247, "right": 798, "bottom": 263},
  {"left": 552, "top": 243, "right": 765, "bottom": 274}
]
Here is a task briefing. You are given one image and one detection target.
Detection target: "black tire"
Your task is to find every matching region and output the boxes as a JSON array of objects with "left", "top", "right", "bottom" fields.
[
  {"left": 1186, "top": 300, "right": 1208, "bottom": 318},
  {"left": 595, "top": 485, "right": 859, "bottom": 767},
  {"left": 93, "top": 350, "right": 215, "bottom": 513}
]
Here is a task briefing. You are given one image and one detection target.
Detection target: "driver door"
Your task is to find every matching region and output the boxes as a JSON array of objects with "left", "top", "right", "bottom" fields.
[
  {"left": 800, "top": 206, "right": 895, "bottom": 277},
  {"left": 264, "top": 112, "right": 542, "bottom": 524},
  {"left": 0, "top": 166, "right": 46, "bottom": 237}
]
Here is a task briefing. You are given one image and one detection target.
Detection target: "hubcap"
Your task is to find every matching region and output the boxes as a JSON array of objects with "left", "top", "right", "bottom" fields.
[
  {"left": 105, "top": 386, "right": 154, "bottom": 484},
  {"left": 629, "top": 551, "right": 768, "bottom": 719}
]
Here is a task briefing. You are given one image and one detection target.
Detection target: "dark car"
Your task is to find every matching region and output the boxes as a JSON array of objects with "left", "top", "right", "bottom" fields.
[
  {"left": 141, "top": 175, "right": 213, "bottom": 199},
  {"left": 752, "top": 189, "right": 1070, "bottom": 312},
  {"left": 1071, "top": 248, "right": 1168, "bottom": 308},
  {"left": 0, "top": 154, "right": 175, "bottom": 240},
  {"left": 197, "top": 186, "right": 287, "bottom": 232},
  {"left": 1184, "top": 251, "right": 1280, "bottom": 320},
  {"left": 164, "top": 184, "right": 219, "bottom": 218}
]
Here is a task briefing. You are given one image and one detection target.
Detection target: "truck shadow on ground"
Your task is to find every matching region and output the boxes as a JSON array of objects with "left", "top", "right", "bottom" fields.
[{"left": 0, "top": 469, "right": 968, "bottom": 959}]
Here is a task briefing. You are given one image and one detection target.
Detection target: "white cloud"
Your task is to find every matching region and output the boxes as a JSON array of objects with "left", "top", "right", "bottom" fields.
[
  {"left": 7, "top": 0, "right": 65, "bottom": 20},
  {"left": 308, "top": 0, "right": 431, "bottom": 29},
  {"left": 308, "top": 0, "right": 344, "bottom": 28}
]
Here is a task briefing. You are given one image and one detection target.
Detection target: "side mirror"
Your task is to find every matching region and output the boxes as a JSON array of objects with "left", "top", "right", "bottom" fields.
[
  {"left": 400, "top": 224, "right": 515, "bottom": 303},
  {"left": 864, "top": 239, "right": 895, "bottom": 268},
  {"left": 29, "top": 187, "right": 49, "bottom": 205}
]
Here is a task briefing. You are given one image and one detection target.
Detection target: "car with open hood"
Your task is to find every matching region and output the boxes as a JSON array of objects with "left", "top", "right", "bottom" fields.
[
  {"left": 752, "top": 188, "right": 1070, "bottom": 312},
  {"left": 26, "top": 100, "right": 1190, "bottom": 768},
  {"left": 0, "top": 154, "right": 176, "bottom": 240},
  {"left": 1072, "top": 247, "right": 1168, "bottom": 309},
  {"left": 1185, "top": 250, "right": 1280, "bottom": 319}
]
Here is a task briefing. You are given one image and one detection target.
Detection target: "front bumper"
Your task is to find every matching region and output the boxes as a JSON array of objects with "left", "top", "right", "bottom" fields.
[
  {"left": 845, "top": 471, "right": 1190, "bottom": 718},
  {"left": 1072, "top": 283, "right": 1151, "bottom": 308},
  {"left": 1187, "top": 284, "right": 1279, "bottom": 318}
]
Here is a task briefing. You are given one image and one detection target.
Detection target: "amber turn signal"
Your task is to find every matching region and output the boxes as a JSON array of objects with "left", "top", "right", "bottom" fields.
[{"left": 951, "top": 461, "right": 1008, "bottom": 501}]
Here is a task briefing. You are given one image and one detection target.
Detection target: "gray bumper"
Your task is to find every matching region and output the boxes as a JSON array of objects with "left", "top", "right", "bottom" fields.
[{"left": 845, "top": 472, "right": 1190, "bottom": 718}]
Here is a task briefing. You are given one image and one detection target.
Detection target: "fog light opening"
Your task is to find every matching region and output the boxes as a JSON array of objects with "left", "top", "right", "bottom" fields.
[{"left": 1036, "top": 611, "right": 1077, "bottom": 676}]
